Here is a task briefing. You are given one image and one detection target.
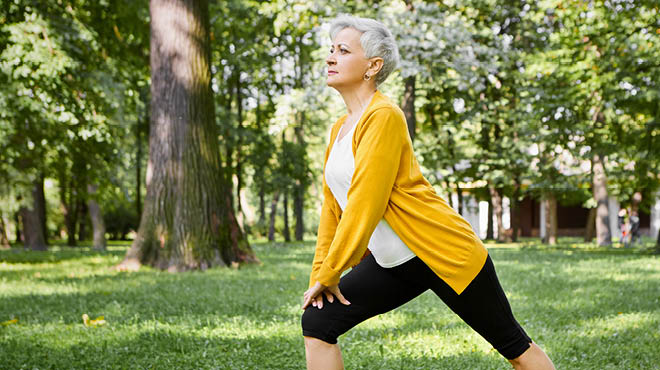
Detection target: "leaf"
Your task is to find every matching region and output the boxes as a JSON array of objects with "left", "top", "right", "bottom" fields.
[
  {"left": 82, "top": 314, "right": 106, "bottom": 327},
  {"left": 1, "top": 318, "right": 18, "bottom": 326}
]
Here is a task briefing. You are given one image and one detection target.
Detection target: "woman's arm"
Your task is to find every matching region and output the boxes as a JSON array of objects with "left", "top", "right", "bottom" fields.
[
  {"left": 314, "top": 107, "right": 407, "bottom": 287},
  {"left": 308, "top": 176, "right": 339, "bottom": 288}
]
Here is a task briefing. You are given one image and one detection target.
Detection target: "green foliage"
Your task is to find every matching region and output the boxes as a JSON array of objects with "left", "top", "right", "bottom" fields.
[{"left": 1, "top": 241, "right": 660, "bottom": 369}]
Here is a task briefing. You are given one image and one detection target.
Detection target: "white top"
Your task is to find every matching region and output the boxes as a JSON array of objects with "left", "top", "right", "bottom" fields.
[{"left": 324, "top": 120, "right": 416, "bottom": 268}]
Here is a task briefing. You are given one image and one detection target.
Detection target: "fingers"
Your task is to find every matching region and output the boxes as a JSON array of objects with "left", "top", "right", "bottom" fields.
[
  {"left": 315, "top": 295, "right": 324, "bottom": 309},
  {"left": 324, "top": 290, "right": 334, "bottom": 304},
  {"left": 328, "top": 285, "right": 351, "bottom": 306}
]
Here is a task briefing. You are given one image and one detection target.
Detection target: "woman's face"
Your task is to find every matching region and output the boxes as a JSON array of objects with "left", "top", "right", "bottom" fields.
[{"left": 326, "top": 27, "right": 371, "bottom": 90}]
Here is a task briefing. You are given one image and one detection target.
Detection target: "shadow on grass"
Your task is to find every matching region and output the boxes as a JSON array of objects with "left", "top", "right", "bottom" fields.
[{"left": 0, "top": 247, "right": 126, "bottom": 264}]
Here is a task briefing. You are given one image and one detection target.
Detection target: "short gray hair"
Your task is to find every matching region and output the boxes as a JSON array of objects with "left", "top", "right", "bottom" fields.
[{"left": 329, "top": 15, "right": 400, "bottom": 86}]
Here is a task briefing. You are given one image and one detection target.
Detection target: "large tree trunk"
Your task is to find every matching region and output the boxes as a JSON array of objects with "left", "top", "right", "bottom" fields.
[
  {"left": 584, "top": 207, "right": 597, "bottom": 242},
  {"left": 19, "top": 178, "right": 47, "bottom": 251},
  {"left": 87, "top": 184, "right": 107, "bottom": 251},
  {"left": 489, "top": 186, "right": 505, "bottom": 242},
  {"left": 543, "top": 194, "right": 557, "bottom": 245},
  {"left": 0, "top": 216, "right": 10, "bottom": 249},
  {"left": 402, "top": 75, "right": 416, "bottom": 142},
  {"left": 119, "top": 0, "right": 255, "bottom": 271},
  {"left": 268, "top": 191, "right": 280, "bottom": 242},
  {"left": 592, "top": 154, "right": 612, "bottom": 246}
]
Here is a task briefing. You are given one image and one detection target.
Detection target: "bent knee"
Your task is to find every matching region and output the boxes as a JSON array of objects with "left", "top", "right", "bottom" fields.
[{"left": 301, "top": 308, "right": 338, "bottom": 344}]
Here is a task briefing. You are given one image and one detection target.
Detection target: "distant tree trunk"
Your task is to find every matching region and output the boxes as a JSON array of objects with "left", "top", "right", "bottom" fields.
[
  {"left": 592, "top": 154, "right": 612, "bottom": 246},
  {"left": 36, "top": 173, "right": 47, "bottom": 242},
  {"left": 0, "top": 216, "right": 10, "bottom": 249},
  {"left": 510, "top": 199, "right": 519, "bottom": 243},
  {"left": 584, "top": 208, "right": 597, "bottom": 242},
  {"left": 489, "top": 186, "right": 504, "bottom": 242},
  {"left": 543, "top": 194, "right": 557, "bottom": 245},
  {"left": 14, "top": 210, "right": 22, "bottom": 244},
  {"left": 119, "top": 0, "right": 256, "bottom": 271},
  {"left": 486, "top": 193, "right": 494, "bottom": 240},
  {"left": 78, "top": 200, "right": 88, "bottom": 242},
  {"left": 294, "top": 180, "right": 304, "bottom": 241},
  {"left": 258, "top": 185, "right": 266, "bottom": 226},
  {"left": 59, "top": 176, "right": 79, "bottom": 247},
  {"left": 283, "top": 189, "right": 291, "bottom": 242},
  {"left": 293, "top": 112, "right": 306, "bottom": 242},
  {"left": 268, "top": 191, "right": 280, "bottom": 242},
  {"left": 19, "top": 178, "right": 47, "bottom": 251},
  {"left": 443, "top": 180, "right": 454, "bottom": 209},
  {"left": 455, "top": 183, "right": 464, "bottom": 216},
  {"left": 235, "top": 71, "right": 245, "bottom": 229},
  {"left": 402, "top": 76, "right": 416, "bottom": 142},
  {"left": 87, "top": 184, "right": 107, "bottom": 251}
]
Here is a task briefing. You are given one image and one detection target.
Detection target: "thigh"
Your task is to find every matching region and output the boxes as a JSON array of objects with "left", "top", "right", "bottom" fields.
[
  {"left": 424, "top": 255, "right": 532, "bottom": 359},
  {"left": 302, "top": 254, "right": 427, "bottom": 344}
]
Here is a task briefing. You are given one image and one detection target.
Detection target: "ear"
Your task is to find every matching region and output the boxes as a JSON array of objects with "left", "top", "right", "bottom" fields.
[{"left": 367, "top": 57, "right": 384, "bottom": 76}]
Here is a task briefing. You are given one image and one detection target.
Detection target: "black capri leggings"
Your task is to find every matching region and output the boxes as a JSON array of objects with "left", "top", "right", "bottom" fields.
[{"left": 301, "top": 254, "right": 532, "bottom": 360}]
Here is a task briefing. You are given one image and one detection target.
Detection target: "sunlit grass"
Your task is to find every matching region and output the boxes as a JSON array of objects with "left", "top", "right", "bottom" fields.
[{"left": 1, "top": 239, "right": 659, "bottom": 369}]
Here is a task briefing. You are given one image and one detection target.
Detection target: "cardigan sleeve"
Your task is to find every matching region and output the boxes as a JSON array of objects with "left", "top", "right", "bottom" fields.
[
  {"left": 308, "top": 132, "right": 341, "bottom": 288},
  {"left": 314, "top": 107, "right": 406, "bottom": 287}
]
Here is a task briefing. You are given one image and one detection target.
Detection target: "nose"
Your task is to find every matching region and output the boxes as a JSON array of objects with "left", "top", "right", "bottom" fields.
[{"left": 326, "top": 53, "right": 336, "bottom": 66}]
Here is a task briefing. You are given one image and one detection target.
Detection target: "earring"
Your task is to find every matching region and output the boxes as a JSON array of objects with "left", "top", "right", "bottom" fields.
[{"left": 364, "top": 74, "right": 371, "bottom": 81}]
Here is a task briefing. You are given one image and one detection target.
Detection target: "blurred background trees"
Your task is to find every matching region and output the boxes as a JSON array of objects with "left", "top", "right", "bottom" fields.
[{"left": 1, "top": 0, "right": 659, "bottom": 256}]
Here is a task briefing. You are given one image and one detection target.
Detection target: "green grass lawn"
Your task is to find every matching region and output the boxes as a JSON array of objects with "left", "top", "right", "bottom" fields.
[{"left": 1, "top": 239, "right": 659, "bottom": 369}]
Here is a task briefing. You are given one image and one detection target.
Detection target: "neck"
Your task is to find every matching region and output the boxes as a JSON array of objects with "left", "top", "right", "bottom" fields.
[{"left": 338, "top": 83, "right": 377, "bottom": 116}]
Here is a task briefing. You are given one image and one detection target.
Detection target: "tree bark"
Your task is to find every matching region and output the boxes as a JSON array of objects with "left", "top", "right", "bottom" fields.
[
  {"left": 489, "top": 186, "right": 505, "bottom": 242},
  {"left": 543, "top": 194, "right": 557, "bottom": 245},
  {"left": 584, "top": 207, "right": 597, "bottom": 242},
  {"left": 402, "top": 75, "right": 416, "bottom": 142},
  {"left": 19, "top": 178, "right": 47, "bottom": 251},
  {"left": 592, "top": 154, "right": 612, "bottom": 246},
  {"left": 87, "top": 184, "right": 107, "bottom": 251},
  {"left": 119, "top": 0, "right": 256, "bottom": 271},
  {"left": 268, "top": 191, "right": 280, "bottom": 242}
]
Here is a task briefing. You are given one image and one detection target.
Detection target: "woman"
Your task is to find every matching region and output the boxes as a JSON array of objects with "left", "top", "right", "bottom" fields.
[{"left": 301, "top": 15, "right": 555, "bottom": 370}]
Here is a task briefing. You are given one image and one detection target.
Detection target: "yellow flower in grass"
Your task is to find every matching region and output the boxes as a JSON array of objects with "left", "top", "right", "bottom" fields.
[
  {"left": 82, "top": 314, "right": 106, "bottom": 327},
  {"left": 1, "top": 318, "right": 18, "bottom": 326}
]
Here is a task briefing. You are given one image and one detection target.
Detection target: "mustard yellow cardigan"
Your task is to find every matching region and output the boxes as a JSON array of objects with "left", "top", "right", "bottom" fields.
[{"left": 309, "top": 91, "right": 488, "bottom": 294}]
